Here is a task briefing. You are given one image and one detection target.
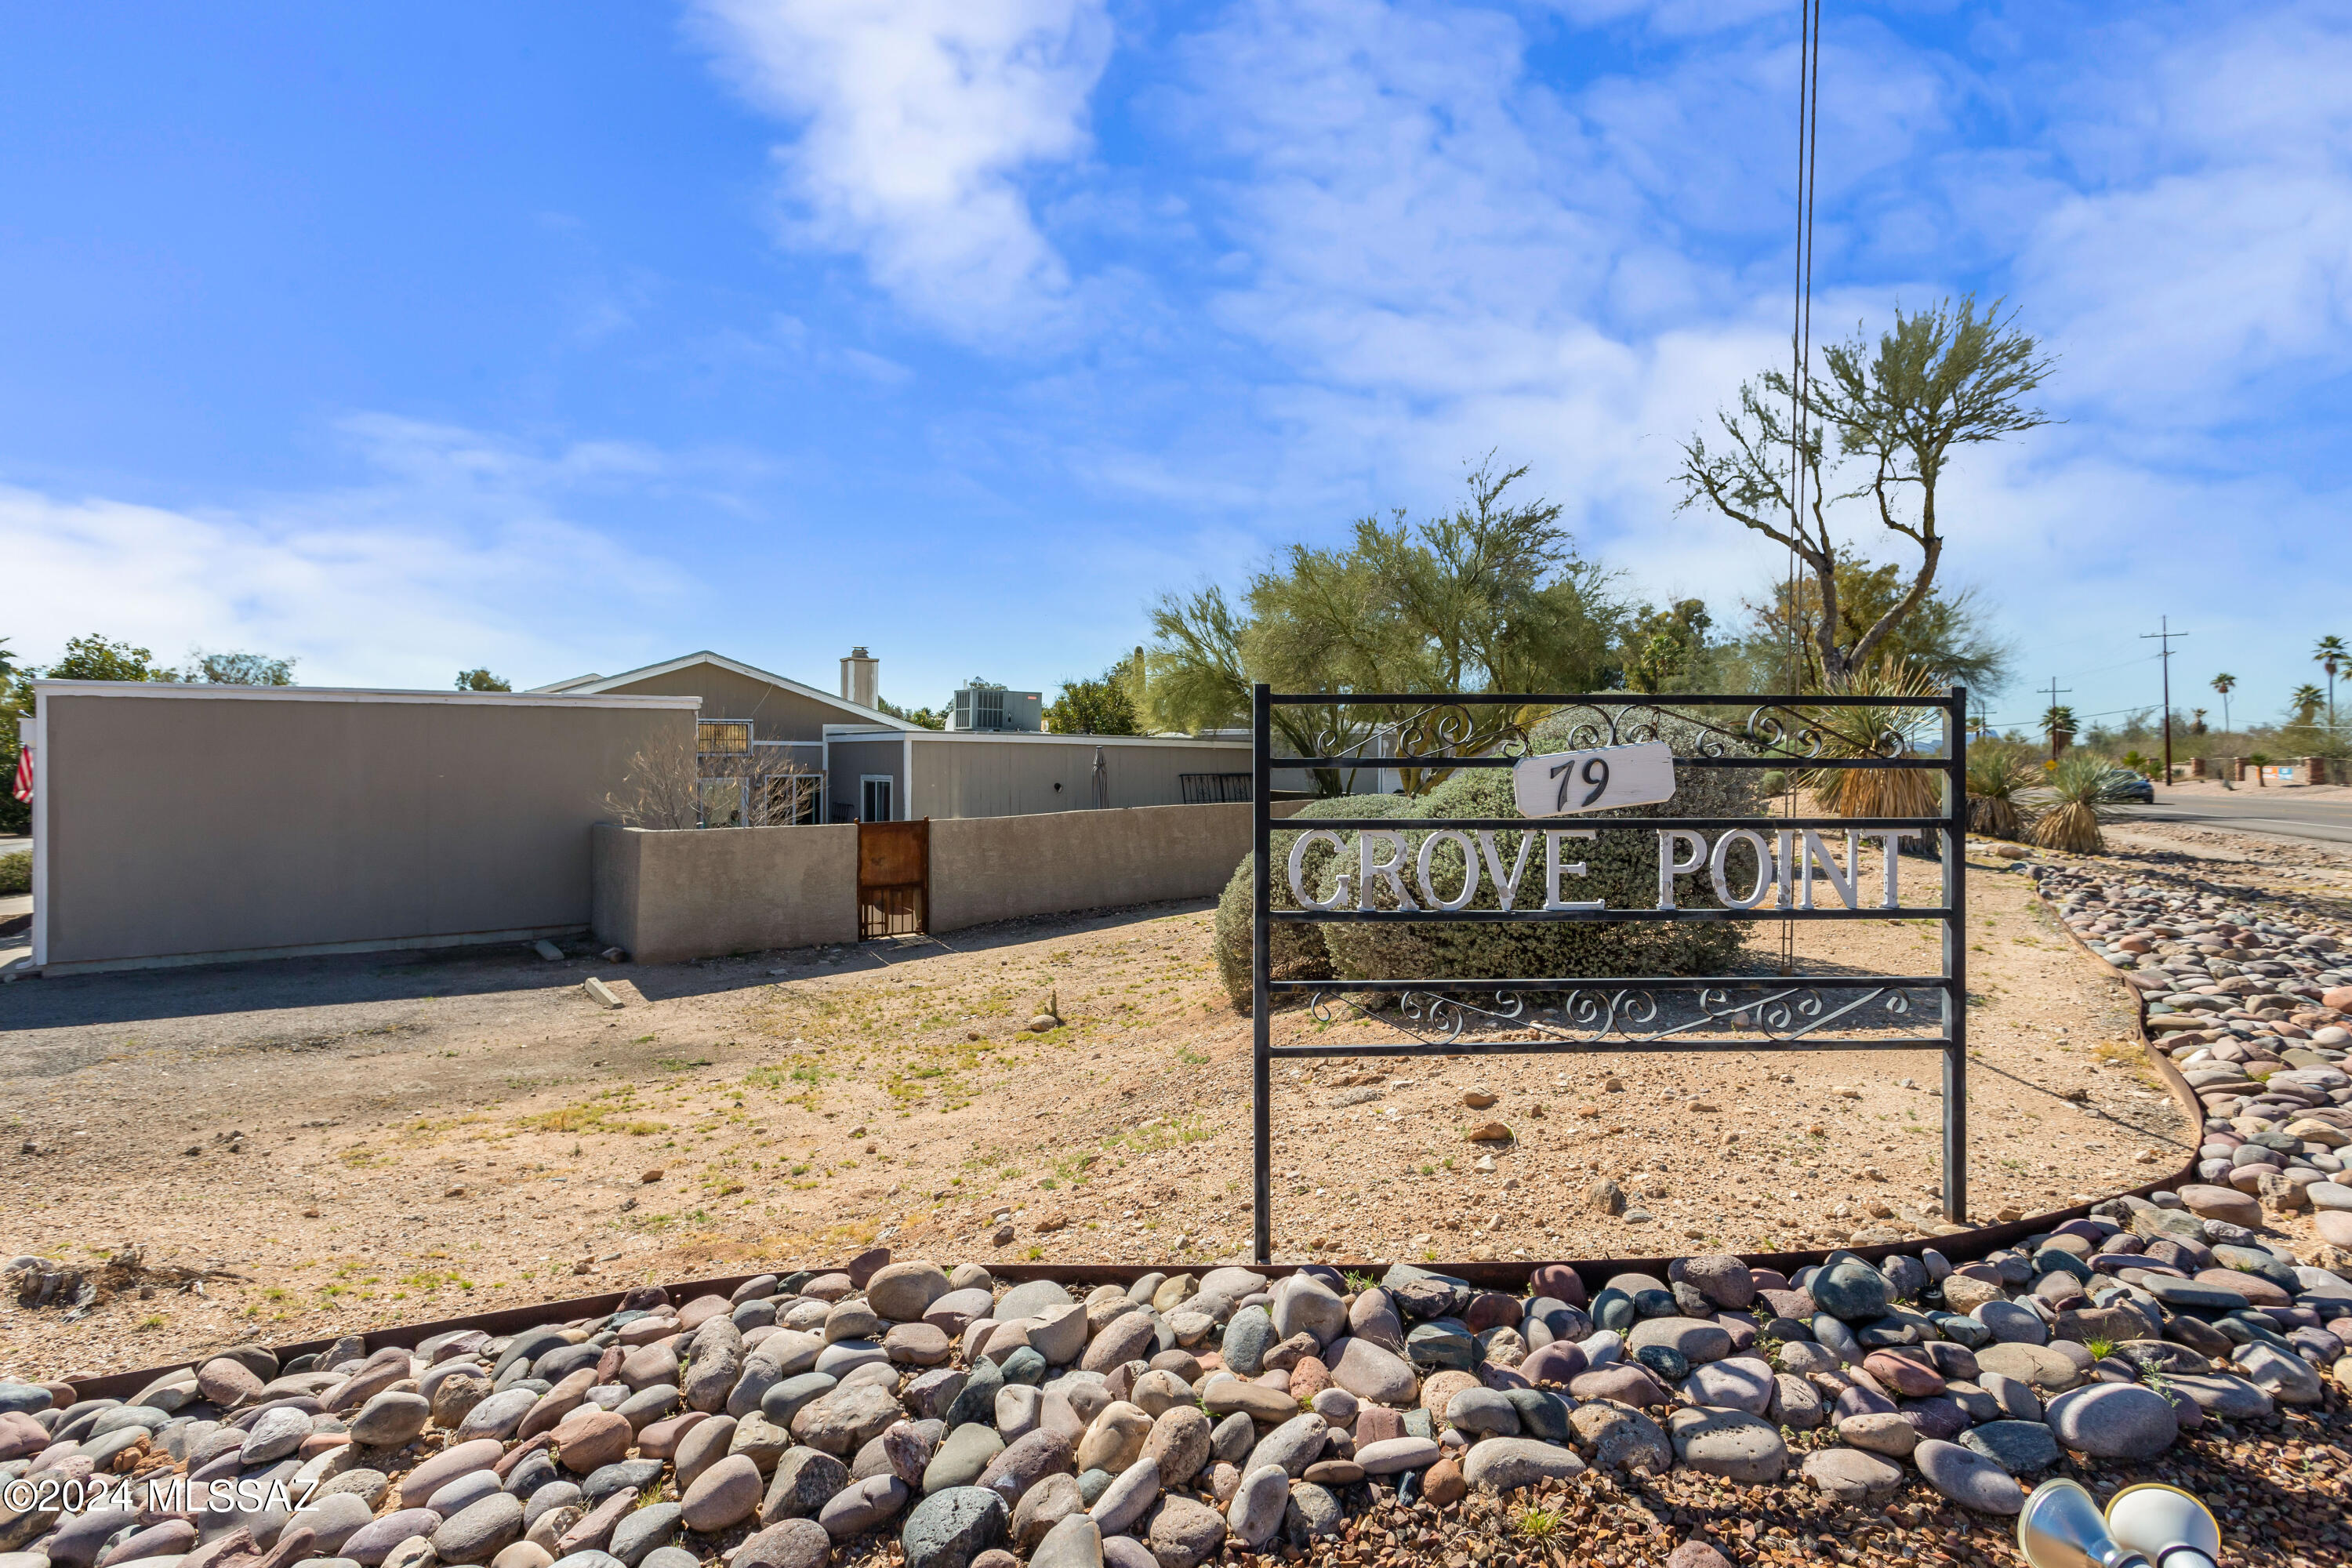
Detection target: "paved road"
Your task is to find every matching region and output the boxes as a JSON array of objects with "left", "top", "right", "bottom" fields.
[{"left": 2117, "top": 787, "right": 2352, "bottom": 849}]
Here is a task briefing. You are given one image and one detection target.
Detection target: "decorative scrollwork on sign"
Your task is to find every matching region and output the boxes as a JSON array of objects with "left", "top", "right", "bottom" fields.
[
  {"left": 1306, "top": 983, "right": 1932, "bottom": 1049},
  {"left": 1308, "top": 702, "right": 1488, "bottom": 764},
  {"left": 1396, "top": 704, "right": 1485, "bottom": 760},
  {"left": 1737, "top": 702, "right": 1923, "bottom": 763},
  {"left": 1296, "top": 693, "right": 1929, "bottom": 768},
  {"left": 1511, "top": 702, "right": 1718, "bottom": 758}
]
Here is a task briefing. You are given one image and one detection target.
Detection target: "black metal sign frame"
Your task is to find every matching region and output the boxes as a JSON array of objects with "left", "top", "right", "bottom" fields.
[{"left": 1249, "top": 684, "right": 1969, "bottom": 1264}]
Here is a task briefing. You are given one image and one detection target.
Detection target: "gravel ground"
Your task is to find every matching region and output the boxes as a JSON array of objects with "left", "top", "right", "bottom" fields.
[
  {"left": 2, "top": 821, "right": 2350, "bottom": 1568},
  {"left": 2, "top": 850, "right": 2181, "bottom": 1382}
]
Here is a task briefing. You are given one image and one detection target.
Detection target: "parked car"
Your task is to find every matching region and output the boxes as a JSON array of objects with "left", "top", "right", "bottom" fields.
[{"left": 2102, "top": 767, "right": 2155, "bottom": 804}]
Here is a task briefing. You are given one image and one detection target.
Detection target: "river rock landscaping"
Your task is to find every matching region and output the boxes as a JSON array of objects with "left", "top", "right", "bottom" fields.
[
  {"left": 2, "top": 1235, "right": 2347, "bottom": 1568},
  {"left": 2027, "top": 855, "right": 2352, "bottom": 1264}
]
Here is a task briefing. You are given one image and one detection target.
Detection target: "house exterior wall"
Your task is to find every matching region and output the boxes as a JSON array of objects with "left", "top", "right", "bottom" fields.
[
  {"left": 34, "top": 684, "right": 697, "bottom": 972},
  {"left": 593, "top": 665, "right": 855, "bottom": 744},
  {"left": 826, "top": 737, "right": 906, "bottom": 822},
  {"left": 592, "top": 822, "right": 858, "bottom": 963},
  {"left": 905, "top": 735, "right": 1250, "bottom": 820}
]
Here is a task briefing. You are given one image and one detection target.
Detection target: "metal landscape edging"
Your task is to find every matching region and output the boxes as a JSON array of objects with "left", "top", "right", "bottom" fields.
[{"left": 56, "top": 851, "right": 2208, "bottom": 1406}]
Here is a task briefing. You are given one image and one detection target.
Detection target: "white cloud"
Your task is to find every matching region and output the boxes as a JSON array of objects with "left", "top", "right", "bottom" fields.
[
  {"left": 1104, "top": 0, "right": 2352, "bottom": 715},
  {"left": 691, "top": 0, "right": 1113, "bottom": 343},
  {"left": 2015, "top": 15, "right": 2352, "bottom": 427},
  {"left": 2, "top": 418, "right": 697, "bottom": 689}
]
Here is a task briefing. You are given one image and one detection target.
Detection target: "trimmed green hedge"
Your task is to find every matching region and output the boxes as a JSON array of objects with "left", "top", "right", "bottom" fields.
[
  {"left": 1210, "top": 713, "right": 1764, "bottom": 1006},
  {"left": 1211, "top": 794, "right": 1413, "bottom": 1007}
]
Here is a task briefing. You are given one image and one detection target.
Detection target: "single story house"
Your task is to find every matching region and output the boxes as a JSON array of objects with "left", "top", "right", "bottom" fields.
[{"left": 532, "top": 650, "right": 1252, "bottom": 823}]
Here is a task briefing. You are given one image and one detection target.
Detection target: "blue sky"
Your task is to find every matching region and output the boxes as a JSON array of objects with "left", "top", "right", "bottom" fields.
[{"left": 5, "top": 0, "right": 2348, "bottom": 730}]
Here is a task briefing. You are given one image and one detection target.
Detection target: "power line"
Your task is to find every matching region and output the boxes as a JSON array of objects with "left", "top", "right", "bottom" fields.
[
  {"left": 1780, "top": 0, "right": 1821, "bottom": 980},
  {"left": 2140, "top": 616, "right": 2188, "bottom": 786},
  {"left": 2053, "top": 651, "right": 2162, "bottom": 681},
  {"left": 1979, "top": 701, "right": 2199, "bottom": 728}
]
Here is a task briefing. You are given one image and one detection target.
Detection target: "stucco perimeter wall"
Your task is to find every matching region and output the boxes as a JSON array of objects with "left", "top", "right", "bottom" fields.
[
  {"left": 591, "top": 822, "right": 859, "bottom": 963},
  {"left": 928, "top": 803, "right": 1258, "bottom": 935}
]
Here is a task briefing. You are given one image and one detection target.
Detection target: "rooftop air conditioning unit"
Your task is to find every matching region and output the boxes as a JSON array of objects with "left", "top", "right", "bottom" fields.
[{"left": 953, "top": 686, "right": 1042, "bottom": 731}]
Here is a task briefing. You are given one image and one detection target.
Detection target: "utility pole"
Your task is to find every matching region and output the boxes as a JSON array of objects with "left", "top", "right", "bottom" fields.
[
  {"left": 2042, "top": 676, "right": 2072, "bottom": 763},
  {"left": 2140, "top": 617, "right": 2189, "bottom": 787}
]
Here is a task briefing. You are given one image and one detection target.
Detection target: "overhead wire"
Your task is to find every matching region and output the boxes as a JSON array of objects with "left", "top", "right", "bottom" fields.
[{"left": 1780, "top": 0, "right": 1821, "bottom": 977}]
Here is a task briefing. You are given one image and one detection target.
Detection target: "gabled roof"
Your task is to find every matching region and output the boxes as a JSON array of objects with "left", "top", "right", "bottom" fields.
[{"left": 528, "top": 651, "right": 915, "bottom": 730}]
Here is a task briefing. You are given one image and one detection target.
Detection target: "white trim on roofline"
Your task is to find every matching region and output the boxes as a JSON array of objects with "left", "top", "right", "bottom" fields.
[
  {"left": 30, "top": 699, "right": 46, "bottom": 969},
  {"left": 31, "top": 681, "right": 702, "bottom": 710},
  {"left": 823, "top": 724, "right": 1248, "bottom": 750},
  {"left": 529, "top": 650, "right": 916, "bottom": 731}
]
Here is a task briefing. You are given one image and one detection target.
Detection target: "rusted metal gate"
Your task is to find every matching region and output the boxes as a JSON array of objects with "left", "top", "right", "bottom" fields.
[{"left": 857, "top": 818, "right": 929, "bottom": 938}]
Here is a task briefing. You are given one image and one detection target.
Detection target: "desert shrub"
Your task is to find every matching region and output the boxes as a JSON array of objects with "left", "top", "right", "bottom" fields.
[
  {"left": 1211, "top": 793, "right": 1415, "bottom": 1007},
  {"left": 1965, "top": 742, "right": 2039, "bottom": 841},
  {"left": 1317, "top": 713, "right": 1765, "bottom": 985},
  {"left": 1801, "top": 657, "right": 1946, "bottom": 822},
  {"left": 2028, "top": 753, "right": 2139, "bottom": 854}
]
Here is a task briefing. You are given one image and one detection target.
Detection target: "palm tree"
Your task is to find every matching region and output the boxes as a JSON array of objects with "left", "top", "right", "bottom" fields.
[
  {"left": 2041, "top": 704, "right": 2078, "bottom": 759},
  {"left": 2292, "top": 683, "right": 2326, "bottom": 724},
  {"left": 2211, "top": 672, "right": 2236, "bottom": 737},
  {"left": 2318, "top": 635, "right": 2347, "bottom": 730}
]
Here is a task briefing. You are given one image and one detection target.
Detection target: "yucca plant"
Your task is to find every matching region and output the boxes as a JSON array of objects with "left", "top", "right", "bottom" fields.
[
  {"left": 1965, "top": 745, "right": 2039, "bottom": 840},
  {"left": 2028, "top": 752, "right": 2140, "bottom": 854},
  {"left": 1796, "top": 656, "right": 1945, "bottom": 821}
]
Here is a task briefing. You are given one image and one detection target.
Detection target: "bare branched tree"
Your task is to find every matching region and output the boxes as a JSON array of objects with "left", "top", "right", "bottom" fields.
[
  {"left": 601, "top": 728, "right": 826, "bottom": 829},
  {"left": 1675, "top": 296, "right": 2053, "bottom": 688},
  {"left": 601, "top": 727, "right": 702, "bottom": 830}
]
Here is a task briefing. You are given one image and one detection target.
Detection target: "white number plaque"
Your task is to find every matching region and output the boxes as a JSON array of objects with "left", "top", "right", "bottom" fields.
[{"left": 1510, "top": 740, "right": 1677, "bottom": 817}]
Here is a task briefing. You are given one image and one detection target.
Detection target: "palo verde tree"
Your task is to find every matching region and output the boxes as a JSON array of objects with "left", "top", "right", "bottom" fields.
[
  {"left": 1674, "top": 296, "right": 2053, "bottom": 688},
  {"left": 1142, "top": 457, "right": 1624, "bottom": 786}
]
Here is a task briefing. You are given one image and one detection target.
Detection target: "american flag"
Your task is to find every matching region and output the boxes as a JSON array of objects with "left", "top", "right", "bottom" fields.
[{"left": 9, "top": 743, "right": 27, "bottom": 805}]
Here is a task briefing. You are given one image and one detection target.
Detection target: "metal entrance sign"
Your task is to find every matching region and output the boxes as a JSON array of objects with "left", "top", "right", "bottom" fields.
[{"left": 1248, "top": 685, "right": 1969, "bottom": 1265}]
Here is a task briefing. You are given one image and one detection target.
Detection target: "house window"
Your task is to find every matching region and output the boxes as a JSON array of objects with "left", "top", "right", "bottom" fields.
[
  {"left": 861, "top": 775, "right": 895, "bottom": 822},
  {"left": 699, "top": 777, "right": 747, "bottom": 828},
  {"left": 699, "top": 720, "right": 753, "bottom": 755}
]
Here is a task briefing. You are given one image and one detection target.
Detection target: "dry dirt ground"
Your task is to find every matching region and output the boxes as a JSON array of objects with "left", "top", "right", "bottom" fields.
[{"left": 0, "top": 845, "right": 2194, "bottom": 1384}]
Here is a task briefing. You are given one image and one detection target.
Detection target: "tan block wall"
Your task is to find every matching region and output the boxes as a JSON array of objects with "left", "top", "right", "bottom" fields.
[
  {"left": 593, "top": 800, "right": 1316, "bottom": 963},
  {"left": 591, "top": 822, "right": 859, "bottom": 962},
  {"left": 927, "top": 803, "right": 1256, "bottom": 934}
]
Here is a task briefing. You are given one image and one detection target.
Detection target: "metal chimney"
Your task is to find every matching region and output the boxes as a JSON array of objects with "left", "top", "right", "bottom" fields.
[{"left": 840, "top": 647, "right": 879, "bottom": 709}]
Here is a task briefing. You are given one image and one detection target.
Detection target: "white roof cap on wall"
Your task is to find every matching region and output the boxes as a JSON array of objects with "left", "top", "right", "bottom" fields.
[
  {"left": 830, "top": 724, "right": 1246, "bottom": 749},
  {"left": 30, "top": 680, "right": 699, "bottom": 709}
]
